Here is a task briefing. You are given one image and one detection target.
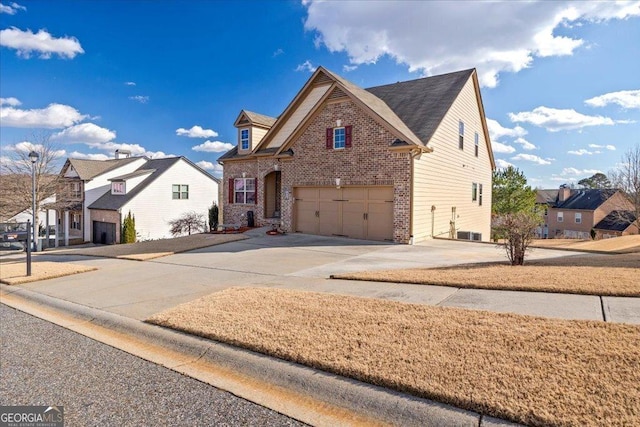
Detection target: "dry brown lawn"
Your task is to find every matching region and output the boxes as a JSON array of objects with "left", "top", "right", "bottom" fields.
[
  {"left": 333, "top": 252, "right": 640, "bottom": 297},
  {"left": 531, "top": 235, "right": 640, "bottom": 253},
  {"left": 0, "top": 261, "right": 97, "bottom": 285},
  {"left": 45, "top": 233, "right": 247, "bottom": 260},
  {"left": 148, "top": 287, "right": 640, "bottom": 427}
]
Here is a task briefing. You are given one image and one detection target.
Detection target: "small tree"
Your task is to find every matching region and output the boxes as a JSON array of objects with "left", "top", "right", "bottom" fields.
[
  {"left": 609, "top": 144, "right": 640, "bottom": 232},
  {"left": 493, "top": 212, "right": 541, "bottom": 265},
  {"left": 208, "top": 202, "right": 219, "bottom": 232},
  {"left": 121, "top": 211, "right": 136, "bottom": 243},
  {"left": 492, "top": 166, "right": 537, "bottom": 215},
  {"left": 169, "top": 211, "right": 206, "bottom": 236}
]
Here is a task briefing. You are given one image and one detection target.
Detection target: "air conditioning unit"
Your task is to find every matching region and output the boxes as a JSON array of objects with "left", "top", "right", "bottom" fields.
[{"left": 457, "top": 231, "right": 482, "bottom": 241}]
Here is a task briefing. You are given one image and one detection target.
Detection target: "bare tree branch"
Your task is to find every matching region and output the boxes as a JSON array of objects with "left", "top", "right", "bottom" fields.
[{"left": 608, "top": 144, "right": 640, "bottom": 231}]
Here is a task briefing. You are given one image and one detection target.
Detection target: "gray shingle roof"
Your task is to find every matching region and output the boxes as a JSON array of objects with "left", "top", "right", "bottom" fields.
[
  {"left": 365, "top": 69, "right": 474, "bottom": 145},
  {"left": 67, "top": 157, "right": 143, "bottom": 180},
  {"left": 554, "top": 189, "right": 617, "bottom": 210},
  {"left": 89, "top": 157, "right": 181, "bottom": 210},
  {"left": 244, "top": 110, "right": 277, "bottom": 127},
  {"left": 594, "top": 210, "right": 637, "bottom": 231},
  {"left": 536, "top": 189, "right": 559, "bottom": 205}
]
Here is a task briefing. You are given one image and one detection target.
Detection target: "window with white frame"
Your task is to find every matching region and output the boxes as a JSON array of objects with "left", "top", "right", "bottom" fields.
[
  {"left": 234, "top": 178, "right": 255, "bottom": 204},
  {"left": 240, "top": 129, "right": 250, "bottom": 150},
  {"left": 472, "top": 182, "right": 477, "bottom": 201},
  {"left": 575, "top": 212, "right": 582, "bottom": 224},
  {"left": 474, "top": 132, "right": 479, "bottom": 157},
  {"left": 557, "top": 212, "right": 564, "bottom": 223},
  {"left": 112, "top": 181, "right": 125, "bottom": 195},
  {"left": 172, "top": 184, "right": 189, "bottom": 200},
  {"left": 458, "top": 121, "right": 464, "bottom": 150},
  {"left": 333, "top": 127, "right": 346, "bottom": 149}
]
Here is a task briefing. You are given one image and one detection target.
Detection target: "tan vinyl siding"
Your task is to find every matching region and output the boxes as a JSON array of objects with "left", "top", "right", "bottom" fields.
[
  {"left": 265, "top": 84, "right": 332, "bottom": 149},
  {"left": 412, "top": 77, "right": 493, "bottom": 242},
  {"left": 252, "top": 126, "right": 268, "bottom": 147}
]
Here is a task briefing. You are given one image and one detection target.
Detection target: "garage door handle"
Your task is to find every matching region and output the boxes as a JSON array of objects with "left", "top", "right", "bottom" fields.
[
  {"left": 316, "top": 210, "right": 319, "bottom": 217},
  {"left": 363, "top": 213, "right": 368, "bottom": 220}
]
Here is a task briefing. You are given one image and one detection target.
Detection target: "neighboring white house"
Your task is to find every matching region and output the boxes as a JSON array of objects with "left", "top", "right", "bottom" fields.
[{"left": 87, "top": 156, "right": 219, "bottom": 242}]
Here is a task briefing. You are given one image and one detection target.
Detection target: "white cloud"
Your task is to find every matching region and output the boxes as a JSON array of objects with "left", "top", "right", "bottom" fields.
[
  {"left": 486, "top": 118, "right": 527, "bottom": 141},
  {"left": 495, "top": 159, "right": 514, "bottom": 169},
  {"left": 68, "top": 151, "right": 110, "bottom": 161},
  {"left": 124, "top": 81, "right": 136, "bottom": 86},
  {"left": 567, "top": 149, "right": 593, "bottom": 156},
  {"left": 343, "top": 64, "right": 358, "bottom": 72},
  {"left": 514, "top": 137, "right": 537, "bottom": 150},
  {"left": 509, "top": 106, "right": 623, "bottom": 131},
  {"left": 86, "top": 141, "right": 147, "bottom": 155},
  {"left": 273, "top": 48, "right": 284, "bottom": 57},
  {"left": 511, "top": 153, "right": 553, "bottom": 165},
  {"left": 0, "top": 97, "right": 21, "bottom": 106},
  {"left": 191, "top": 140, "right": 234, "bottom": 153},
  {"left": 129, "top": 95, "right": 149, "bottom": 104},
  {"left": 145, "top": 150, "right": 176, "bottom": 159},
  {"left": 196, "top": 160, "right": 223, "bottom": 174},
  {"left": 51, "top": 123, "right": 116, "bottom": 144},
  {"left": 4, "top": 141, "right": 66, "bottom": 157},
  {"left": 561, "top": 167, "right": 602, "bottom": 176},
  {"left": 589, "top": 143, "right": 616, "bottom": 150},
  {"left": 0, "top": 103, "right": 87, "bottom": 128},
  {"left": 295, "top": 60, "right": 317, "bottom": 72},
  {"left": 176, "top": 125, "right": 218, "bottom": 138},
  {"left": 491, "top": 140, "right": 516, "bottom": 154},
  {"left": 0, "top": 27, "right": 84, "bottom": 59},
  {"left": 0, "top": 2, "right": 26, "bottom": 14},
  {"left": 585, "top": 89, "right": 640, "bottom": 109},
  {"left": 303, "top": 1, "right": 640, "bottom": 87}
]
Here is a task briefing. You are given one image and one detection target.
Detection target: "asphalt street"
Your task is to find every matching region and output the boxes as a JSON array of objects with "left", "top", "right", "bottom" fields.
[{"left": 0, "top": 304, "right": 305, "bottom": 427}]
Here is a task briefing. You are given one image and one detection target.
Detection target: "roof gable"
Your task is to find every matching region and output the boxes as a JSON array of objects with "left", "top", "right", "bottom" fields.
[
  {"left": 594, "top": 210, "right": 637, "bottom": 231},
  {"left": 62, "top": 157, "right": 145, "bottom": 181},
  {"left": 234, "top": 110, "right": 277, "bottom": 128}
]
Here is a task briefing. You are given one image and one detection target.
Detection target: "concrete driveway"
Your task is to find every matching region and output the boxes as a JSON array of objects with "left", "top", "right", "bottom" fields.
[{"left": 4, "top": 229, "right": 637, "bottom": 324}]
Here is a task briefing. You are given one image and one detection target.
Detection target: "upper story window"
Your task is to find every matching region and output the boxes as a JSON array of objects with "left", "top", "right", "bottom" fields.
[
  {"left": 474, "top": 132, "right": 479, "bottom": 157},
  {"left": 326, "top": 125, "right": 352, "bottom": 150},
  {"left": 557, "top": 212, "right": 564, "bottom": 223},
  {"left": 575, "top": 212, "right": 582, "bottom": 224},
  {"left": 472, "top": 183, "right": 478, "bottom": 201},
  {"left": 233, "top": 178, "right": 256, "bottom": 204},
  {"left": 70, "top": 181, "right": 82, "bottom": 199},
  {"left": 458, "top": 121, "right": 464, "bottom": 150},
  {"left": 240, "top": 129, "right": 250, "bottom": 150},
  {"left": 172, "top": 184, "right": 189, "bottom": 200},
  {"left": 111, "top": 181, "right": 125, "bottom": 195}
]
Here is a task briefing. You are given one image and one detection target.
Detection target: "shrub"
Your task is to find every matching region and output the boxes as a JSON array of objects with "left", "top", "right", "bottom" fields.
[
  {"left": 208, "top": 202, "right": 219, "bottom": 232},
  {"left": 169, "top": 211, "right": 206, "bottom": 236},
  {"left": 121, "top": 211, "right": 136, "bottom": 243}
]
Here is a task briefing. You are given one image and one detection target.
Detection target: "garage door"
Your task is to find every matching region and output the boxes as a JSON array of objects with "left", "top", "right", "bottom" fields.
[
  {"left": 92, "top": 221, "right": 116, "bottom": 245},
  {"left": 293, "top": 186, "right": 393, "bottom": 241}
]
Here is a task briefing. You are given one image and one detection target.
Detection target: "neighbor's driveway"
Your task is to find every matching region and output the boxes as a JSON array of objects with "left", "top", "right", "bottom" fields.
[{"left": 2, "top": 229, "right": 634, "bottom": 323}]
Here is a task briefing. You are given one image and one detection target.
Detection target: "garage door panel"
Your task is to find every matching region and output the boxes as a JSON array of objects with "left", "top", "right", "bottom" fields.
[
  {"left": 367, "top": 201, "right": 394, "bottom": 241},
  {"left": 318, "top": 200, "right": 339, "bottom": 236},
  {"left": 342, "top": 187, "right": 366, "bottom": 201},
  {"left": 295, "top": 200, "right": 318, "bottom": 233},
  {"left": 319, "top": 187, "right": 339, "bottom": 200},
  {"left": 342, "top": 201, "right": 366, "bottom": 239},
  {"left": 367, "top": 187, "right": 394, "bottom": 202}
]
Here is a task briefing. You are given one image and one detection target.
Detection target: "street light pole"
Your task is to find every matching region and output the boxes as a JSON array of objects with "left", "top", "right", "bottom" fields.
[{"left": 29, "top": 150, "right": 39, "bottom": 252}]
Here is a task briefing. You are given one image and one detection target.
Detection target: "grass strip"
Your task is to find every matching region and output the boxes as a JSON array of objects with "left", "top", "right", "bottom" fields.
[
  {"left": 0, "top": 261, "right": 97, "bottom": 285},
  {"left": 332, "top": 265, "right": 640, "bottom": 297},
  {"left": 147, "top": 287, "right": 640, "bottom": 427}
]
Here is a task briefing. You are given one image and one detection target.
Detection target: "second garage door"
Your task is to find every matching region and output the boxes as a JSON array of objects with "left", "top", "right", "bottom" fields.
[{"left": 293, "top": 186, "right": 393, "bottom": 241}]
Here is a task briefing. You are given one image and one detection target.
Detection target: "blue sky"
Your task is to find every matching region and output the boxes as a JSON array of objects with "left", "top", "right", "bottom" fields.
[{"left": 1, "top": 0, "right": 639, "bottom": 188}]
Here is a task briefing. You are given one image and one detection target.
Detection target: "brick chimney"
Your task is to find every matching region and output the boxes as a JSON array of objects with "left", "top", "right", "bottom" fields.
[{"left": 558, "top": 184, "right": 571, "bottom": 202}]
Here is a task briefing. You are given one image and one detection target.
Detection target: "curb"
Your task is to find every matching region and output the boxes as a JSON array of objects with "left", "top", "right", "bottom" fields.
[{"left": 0, "top": 285, "right": 521, "bottom": 426}]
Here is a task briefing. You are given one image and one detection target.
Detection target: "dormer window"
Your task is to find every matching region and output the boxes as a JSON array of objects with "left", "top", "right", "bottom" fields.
[
  {"left": 112, "top": 181, "right": 125, "bottom": 195},
  {"left": 240, "top": 129, "right": 250, "bottom": 150}
]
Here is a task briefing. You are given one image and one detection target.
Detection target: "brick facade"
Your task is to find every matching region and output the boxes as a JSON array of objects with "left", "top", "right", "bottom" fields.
[{"left": 223, "top": 98, "right": 413, "bottom": 243}]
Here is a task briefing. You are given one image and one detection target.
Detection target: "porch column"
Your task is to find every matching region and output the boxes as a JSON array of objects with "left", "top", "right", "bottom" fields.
[
  {"left": 54, "top": 210, "right": 59, "bottom": 248},
  {"left": 64, "top": 211, "right": 70, "bottom": 246}
]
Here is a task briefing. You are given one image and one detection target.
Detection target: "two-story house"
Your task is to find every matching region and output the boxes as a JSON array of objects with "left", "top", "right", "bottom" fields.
[
  {"left": 57, "top": 151, "right": 219, "bottom": 244},
  {"left": 218, "top": 66, "right": 495, "bottom": 243},
  {"left": 542, "top": 186, "right": 635, "bottom": 239}
]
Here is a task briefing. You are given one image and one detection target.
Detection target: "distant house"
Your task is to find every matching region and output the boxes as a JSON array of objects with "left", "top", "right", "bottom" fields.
[
  {"left": 88, "top": 157, "right": 219, "bottom": 242},
  {"left": 58, "top": 151, "right": 219, "bottom": 244},
  {"left": 219, "top": 66, "right": 495, "bottom": 243},
  {"left": 537, "top": 185, "right": 635, "bottom": 239}
]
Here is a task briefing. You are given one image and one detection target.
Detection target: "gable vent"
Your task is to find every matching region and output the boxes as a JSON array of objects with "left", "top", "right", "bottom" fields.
[
  {"left": 314, "top": 71, "right": 333, "bottom": 86},
  {"left": 238, "top": 117, "right": 250, "bottom": 125},
  {"left": 328, "top": 87, "right": 347, "bottom": 100}
]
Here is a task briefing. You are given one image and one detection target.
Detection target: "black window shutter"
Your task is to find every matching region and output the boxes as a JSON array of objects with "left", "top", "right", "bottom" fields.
[
  {"left": 326, "top": 128, "right": 333, "bottom": 149},
  {"left": 345, "top": 125, "right": 352, "bottom": 148},
  {"left": 228, "top": 178, "right": 234, "bottom": 204},
  {"left": 254, "top": 178, "right": 258, "bottom": 204}
]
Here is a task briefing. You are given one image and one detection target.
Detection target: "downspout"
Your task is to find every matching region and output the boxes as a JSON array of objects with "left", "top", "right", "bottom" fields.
[{"left": 408, "top": 148, "right": 422, "bottom": 245}]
